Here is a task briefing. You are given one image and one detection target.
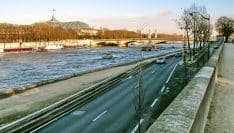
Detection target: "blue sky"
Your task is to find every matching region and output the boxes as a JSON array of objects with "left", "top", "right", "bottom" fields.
[{"left": 0, "top": 0, "right": 233, "bottom": 33}]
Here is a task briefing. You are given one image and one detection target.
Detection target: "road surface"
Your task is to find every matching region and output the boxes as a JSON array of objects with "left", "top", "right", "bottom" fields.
[{"left": 37, "top": 57, "right": 182, "bottom": 133}]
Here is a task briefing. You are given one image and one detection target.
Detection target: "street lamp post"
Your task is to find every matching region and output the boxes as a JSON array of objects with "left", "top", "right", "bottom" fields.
[
  {"left": 180, "top": 25, "right": 188, "bottom": 83},
  {"left": 189, "top": 12, "right": 196, "bottom": 57},
  {"left": 182, "top": 37, "right": 188, "bottom": 83},
  {"left": 207, "top": 15, "right": 211, "bottom": 58}
]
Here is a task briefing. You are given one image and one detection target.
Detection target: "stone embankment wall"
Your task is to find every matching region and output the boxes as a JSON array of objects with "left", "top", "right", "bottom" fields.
[
  {"left": 146, "top": 44, "right": 224, "bottom": 133},
  {"left": 0, "top": 40, "right": 80, "bottom": 49},
  {"left": 0, "top": 39, "right": 183, "bottom": 49}
]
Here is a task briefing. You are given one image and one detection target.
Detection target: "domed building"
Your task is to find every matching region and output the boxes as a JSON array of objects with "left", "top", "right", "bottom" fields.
[
  {"left": 44, "top": 11, "right": 98, "bottom": 36},
  {"left": 58, "top": 21, "right": 91, "bottom": 30}
]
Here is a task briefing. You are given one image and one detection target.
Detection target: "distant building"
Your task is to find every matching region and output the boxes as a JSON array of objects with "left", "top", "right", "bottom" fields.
[
  {"left": 148, "top": 29, "right": 151, "bottom": 39},
  {"left": 39, "top": 11, "right": 98, "bottom": 36},
  {"left": 154, "top": 29, "right": 158, "bottom": 39}
]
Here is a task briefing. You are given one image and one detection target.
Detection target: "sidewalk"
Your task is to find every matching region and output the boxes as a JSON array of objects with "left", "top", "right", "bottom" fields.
[{"left": 205, "top": 43, "right": 234, "bottom": 133}]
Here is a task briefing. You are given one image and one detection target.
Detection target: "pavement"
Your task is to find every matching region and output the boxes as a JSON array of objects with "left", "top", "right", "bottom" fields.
[
  {"left": 205, "top": 43, "right": 234, "bottom": 133},
  {"left": 36, "top": 57, "right": 181, "bottom": 133}
]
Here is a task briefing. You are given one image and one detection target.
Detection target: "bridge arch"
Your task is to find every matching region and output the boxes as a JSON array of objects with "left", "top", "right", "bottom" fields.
[{"left": 125, "top": 41, "right": 137, "bottom": 47}]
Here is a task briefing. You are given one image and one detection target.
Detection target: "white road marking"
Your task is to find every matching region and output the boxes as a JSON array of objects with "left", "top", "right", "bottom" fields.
[
  {"left": 160, "top": 86, "right": 165, "bottom": 93},
  {"left": 92, "top": 110, "right": 107, "bottom": 122},
  {"left": 151, "top": 98, "right": 158, "bottom": 108},
  {"left": 131, "top": 118, "right": 144, "bottom": 133},
  {"left": 71, "top": 110, "right": 85, "bottom": 116},
  {"left": 166, "top": 64, "right": 178, "bottom": 83}
]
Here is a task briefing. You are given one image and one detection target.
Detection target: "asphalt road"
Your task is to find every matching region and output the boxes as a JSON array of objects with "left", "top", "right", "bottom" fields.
[{"left": 36, "top": 57, "right": 182, "bottom": 133}]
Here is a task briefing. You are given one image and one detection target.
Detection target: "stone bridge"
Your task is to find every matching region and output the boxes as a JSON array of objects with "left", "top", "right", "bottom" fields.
[
  {"left": 0, "top": 38, "right": 183, "bottom": 49},
  {"left": 90, "top": 38, "right": 182, "bottom": 47}
]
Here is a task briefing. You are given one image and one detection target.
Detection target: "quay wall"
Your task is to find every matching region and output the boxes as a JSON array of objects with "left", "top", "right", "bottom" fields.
[{"left": 0, "top": 39, "right": 182, "bottom": 49}]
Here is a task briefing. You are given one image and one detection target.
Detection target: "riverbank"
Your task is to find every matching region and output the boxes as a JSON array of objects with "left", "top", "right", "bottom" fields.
[
  {"left": 0, "top": 47, "right": 181, "bottom": 91},
  {"left": 0, "top": 62, "right": 134, "bottom": 125},
  {"left": 205, "top": 43, "right": 234, "bottom": 132},
  {"left": 0, "top": 54, "right": 167, "bottom": 126}
]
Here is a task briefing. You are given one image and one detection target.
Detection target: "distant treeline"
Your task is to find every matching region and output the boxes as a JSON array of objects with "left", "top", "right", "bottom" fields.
[
  {"left": 0, "top": 23, "right": 183, "bottom": 43},
  {"left": 96, "top": 29, "right": 141, "bottom": 39},
  {"left": 0, "top": 23, "right": 91, "bottom": 43},
  {"left": 98, "top": 29, "right": 183, "bottom": 40},
  {"left": 157, "top": 33, "right": 184, "bottom": 41}
]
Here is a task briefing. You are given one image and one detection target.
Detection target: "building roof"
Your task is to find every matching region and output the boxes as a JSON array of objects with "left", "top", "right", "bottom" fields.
[
  {"left": 45, "top": 14, "right": 91, "bottom": 30},
  {"left": 58, "top": 21, "right": 91, "bottom": 30}
]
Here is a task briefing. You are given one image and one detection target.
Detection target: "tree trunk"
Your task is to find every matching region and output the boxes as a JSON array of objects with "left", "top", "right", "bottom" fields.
[
  {"left": 225, "top": 35, "right": 229, "bottom": 43},
  {"left": 199, "top": 40, "right": 202, "bottom": 50}
]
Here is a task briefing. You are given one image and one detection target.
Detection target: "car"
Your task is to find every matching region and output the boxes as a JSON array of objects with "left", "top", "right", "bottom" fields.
[
  {"left": 174, "top": 52, "right": 182, "bottom": 57},
  {"left": 156, "top": 57, "right": 166, "bottom": 64}
]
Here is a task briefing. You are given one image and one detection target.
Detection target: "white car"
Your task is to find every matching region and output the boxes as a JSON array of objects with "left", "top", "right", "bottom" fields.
[{"left": 156, "top": 57, "right": 166, "bottom": 64}]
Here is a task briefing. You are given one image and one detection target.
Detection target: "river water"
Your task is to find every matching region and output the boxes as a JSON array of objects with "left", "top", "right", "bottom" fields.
[{"left": 0, "top": 46, "right": 182, "bottom": 91}]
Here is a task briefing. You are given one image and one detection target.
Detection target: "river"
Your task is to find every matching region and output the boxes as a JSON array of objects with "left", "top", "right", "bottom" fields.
[{"left": 0, "top": 45, "right": 182, "bottom": 91}]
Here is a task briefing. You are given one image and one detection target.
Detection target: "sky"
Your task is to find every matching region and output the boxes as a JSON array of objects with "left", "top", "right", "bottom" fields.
[{"left": 0, "top": 0, "right": 233, "bottom": 34}]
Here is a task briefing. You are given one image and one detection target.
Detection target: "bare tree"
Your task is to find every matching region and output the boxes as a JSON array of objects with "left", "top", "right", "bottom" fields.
[
  {"left": 215, "top": 16, "right": 234, "bottom": 42},
  {"left": 177, "top": 3, "right": 211, "bottom": 59},
  {"left": 196, "top": 6, "right": 211, "bottom": 48},
  {"left": 197, "top": 17, "right": 209, "bottom": 48},
  {"left": 134, "top": 51, "right": 144, "bottom": 133},
  {"left": 176, "top": 9, "right": 193, "bottom": 59}
]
